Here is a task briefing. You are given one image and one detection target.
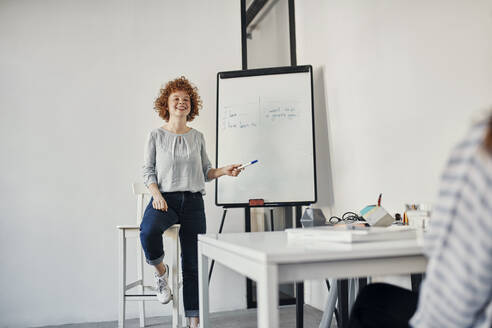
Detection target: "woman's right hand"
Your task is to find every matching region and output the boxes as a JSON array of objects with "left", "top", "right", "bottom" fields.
[
  {"left": 152, "top": 194, "right": 168, "bottom": 211},
  {"left": 148, "top": 183, "right": 168, "bottom": 211}
]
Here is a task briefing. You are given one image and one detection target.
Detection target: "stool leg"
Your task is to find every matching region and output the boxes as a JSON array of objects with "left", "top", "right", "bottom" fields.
[
  {"left": 137, "top": 246, "right": 146, "bottom": 327},
  {"left": 118, "top": 230, "right": 126, "bottom": 328},
  {"left": 180, "top": 239, "right": 186, "bottom": 327},
  {"left": 172, "top": 228, "right": 180, "bottom": 328}
]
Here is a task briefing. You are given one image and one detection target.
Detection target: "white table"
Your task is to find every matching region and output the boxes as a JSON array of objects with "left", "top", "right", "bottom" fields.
[{"left": 198, "top": 231, "right": 427, "bottom": 328}]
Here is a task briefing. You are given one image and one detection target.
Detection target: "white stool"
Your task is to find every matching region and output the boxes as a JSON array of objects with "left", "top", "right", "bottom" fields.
[{"left": 117, "top": 182, "right": 182, "bottom": 328}]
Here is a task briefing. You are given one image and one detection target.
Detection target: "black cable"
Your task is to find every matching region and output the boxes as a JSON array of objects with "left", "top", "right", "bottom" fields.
[{"left": 329, "top": 211, "right": 367, "bottom": 225}]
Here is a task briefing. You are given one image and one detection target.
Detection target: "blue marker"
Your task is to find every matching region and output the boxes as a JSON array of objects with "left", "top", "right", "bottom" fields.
[{"left": 238, "top": 160, "right": 258, "bottom": 170}]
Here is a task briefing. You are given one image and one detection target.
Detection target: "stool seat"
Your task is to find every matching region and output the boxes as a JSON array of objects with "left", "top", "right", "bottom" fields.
[{"left": 118, "top": 183, "right": 183, "bottom": 328}]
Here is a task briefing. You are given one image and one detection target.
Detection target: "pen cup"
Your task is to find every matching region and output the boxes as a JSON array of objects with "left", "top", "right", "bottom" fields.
[{"left": 406, "top": 210, "right": 430, "bottom": 230}]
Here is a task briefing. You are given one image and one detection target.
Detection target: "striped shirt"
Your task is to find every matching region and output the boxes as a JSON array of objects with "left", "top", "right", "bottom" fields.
[{"left": 410, "top": 120, "right": 492, "bottom": 328}]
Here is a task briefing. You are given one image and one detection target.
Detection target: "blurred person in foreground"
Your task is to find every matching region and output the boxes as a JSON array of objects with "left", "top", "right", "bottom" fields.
[{"left": 349, "top": 113, "right": 492, "bottom": 328}]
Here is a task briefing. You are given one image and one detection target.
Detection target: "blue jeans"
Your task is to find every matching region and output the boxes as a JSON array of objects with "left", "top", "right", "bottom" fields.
[{"left": 139, "top": 191, "right": 206, "bottom": 317}]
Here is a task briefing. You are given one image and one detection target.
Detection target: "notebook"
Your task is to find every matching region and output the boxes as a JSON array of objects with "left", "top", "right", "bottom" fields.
[{"left": 286, "top": 225, "right": 417, "bottom": 243}]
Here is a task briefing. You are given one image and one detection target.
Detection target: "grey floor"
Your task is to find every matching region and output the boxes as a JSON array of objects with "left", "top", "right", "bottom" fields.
[{"left": 40, "top": 305, "right": 336, "bottom": 328}]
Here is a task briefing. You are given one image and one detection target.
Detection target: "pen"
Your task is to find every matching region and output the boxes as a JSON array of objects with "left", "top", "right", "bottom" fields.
[
  {"left": 238, "top": 160, "right": 258, "bottom": 170},
  {"left": 377, "top": 193, "right": 382, "bottom": 207}
]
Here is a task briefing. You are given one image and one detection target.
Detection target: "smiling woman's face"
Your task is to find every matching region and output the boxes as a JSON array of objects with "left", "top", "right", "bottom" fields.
[{"left": 167, "top": 90, "right": 191, "bottom": 120}]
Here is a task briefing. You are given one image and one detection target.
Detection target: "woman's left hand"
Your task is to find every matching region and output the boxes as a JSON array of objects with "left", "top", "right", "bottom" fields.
[{"left": 223, "top": 164, "right": 242, "bottom": 177}]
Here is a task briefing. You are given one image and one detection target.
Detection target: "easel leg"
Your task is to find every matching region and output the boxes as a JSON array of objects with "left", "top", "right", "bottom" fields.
[{"left": 208, "top": 209, "right": 227, "bottom": 284}]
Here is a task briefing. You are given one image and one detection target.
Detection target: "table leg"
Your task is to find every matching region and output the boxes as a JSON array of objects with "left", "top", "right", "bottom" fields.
[
  {"left": 198, "top": 246, "right": 210, "bottom": 328},
  {"left": 357, "top": 277, "right": 367, "bottom": 294},
  {"left": 337, "top": 279, "right": 349, "bottom": 328},
  {"left": 257, "top": 264, "right": 279, "bottom": 328},
  {"left": 411, "top": 273, "right": 423, "bottom": 292},
  {"left": 296, "top": 282, "right": 304, "bottom": 328}
]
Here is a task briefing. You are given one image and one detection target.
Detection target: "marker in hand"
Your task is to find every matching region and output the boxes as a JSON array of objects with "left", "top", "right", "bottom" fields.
[{"left": 238, "top": 160, "right": 258, "bottom": 170}]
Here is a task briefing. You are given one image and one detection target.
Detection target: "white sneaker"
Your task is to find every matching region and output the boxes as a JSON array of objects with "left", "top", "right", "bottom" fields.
[{"left": 154, "top": 264, "right": 172, "bottom": 304}]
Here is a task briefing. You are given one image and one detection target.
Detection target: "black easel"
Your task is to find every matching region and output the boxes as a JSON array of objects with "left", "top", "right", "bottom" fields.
[{"left": 211, "top": 1, "right": 305, "bottom": 324}]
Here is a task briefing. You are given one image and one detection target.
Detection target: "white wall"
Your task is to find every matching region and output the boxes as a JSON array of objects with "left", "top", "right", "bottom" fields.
[
  {"left": 295, "top": 0, "right": 492, "bottom": 310},
  {"left": 0, "top": 1, "right": 246, "bottom": 326}
]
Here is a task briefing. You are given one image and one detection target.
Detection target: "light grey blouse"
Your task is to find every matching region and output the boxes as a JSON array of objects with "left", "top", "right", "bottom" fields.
[{"left": 142, "top": 127, "right": 212, "bottom": 194}]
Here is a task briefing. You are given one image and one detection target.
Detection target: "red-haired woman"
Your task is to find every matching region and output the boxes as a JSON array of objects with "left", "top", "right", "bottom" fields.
[{"left": 140, "top": 77, "right": 241, "bottom": 328}]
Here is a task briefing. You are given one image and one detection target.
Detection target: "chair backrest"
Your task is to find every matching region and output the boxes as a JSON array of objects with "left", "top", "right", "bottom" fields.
[{"left": 132, "top": 182, "right": 151, "bottom": 225}]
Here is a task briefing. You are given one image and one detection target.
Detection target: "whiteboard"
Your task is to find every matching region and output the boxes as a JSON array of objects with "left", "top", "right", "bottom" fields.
[{"left": 215, "top": 66, "right": 317, "bottom": 207}]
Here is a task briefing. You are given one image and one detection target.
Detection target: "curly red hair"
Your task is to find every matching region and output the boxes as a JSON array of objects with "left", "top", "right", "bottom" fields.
[{"left": 154, "top": 76, "right": 202, "bottom": 122}]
